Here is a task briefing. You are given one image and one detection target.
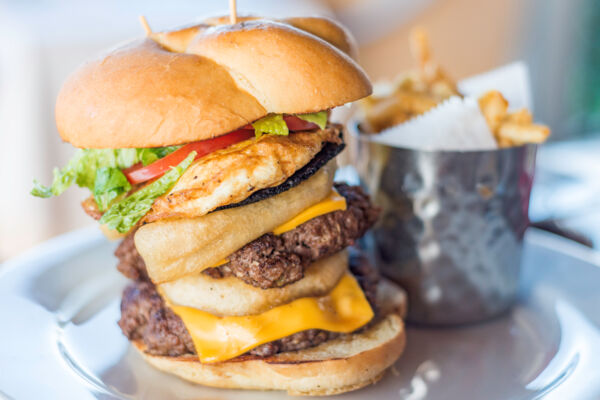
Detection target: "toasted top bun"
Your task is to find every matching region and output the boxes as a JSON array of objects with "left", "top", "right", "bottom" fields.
[
  {"left": 200, "top": 16, "right": 357, "bottom": 58},
  {"left": 56, "top": 16, "right": 371, "bottom": 148},
  {"left": 159, "top": 251, "right": 348, "bottom": 317},
  {"left": 135, "top": 161, "right": 335, "bottom": 283},
  {"left": 134, "top": 279, "right": 407, "bottom": 396}
]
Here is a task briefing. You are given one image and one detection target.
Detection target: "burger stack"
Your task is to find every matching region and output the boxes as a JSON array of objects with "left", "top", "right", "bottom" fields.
[{"left": 33, "top": 15, "right": 406, "bottom": 396}]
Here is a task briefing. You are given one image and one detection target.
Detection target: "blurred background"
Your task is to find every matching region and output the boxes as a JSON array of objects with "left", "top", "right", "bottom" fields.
[{"left": 1, "top": 0, "right": 599, "bottom": 261}]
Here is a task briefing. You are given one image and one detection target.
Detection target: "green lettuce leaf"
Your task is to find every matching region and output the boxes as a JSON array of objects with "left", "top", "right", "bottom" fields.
[
  {"left": 99, "top": 151, "right": 196, "bottom": 233},
  {"left": 93, "top": 167, "right": 131, "bottom": 212},
  {"left": 137, "top": 146, "right": 181, "bottom": 166},
  {"left": 31, "top": 146, "right": 180, "bottom": 198},
  {"left": 31, "top": 150, "right": 87, "bottom": 198},
  {"left": 250, "top": 112, "right": 329, "bottom": 138},
  {"left": 252, "top": 114, "right": 289, "bottom": 138},
  {"left": 297, "top": 111, "right": 328, "bottom": 129}
]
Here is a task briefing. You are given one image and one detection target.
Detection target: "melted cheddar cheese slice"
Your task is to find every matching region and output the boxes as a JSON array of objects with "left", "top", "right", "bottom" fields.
[
  {"left": 209, "top": 189, "right": 346, "bottom": 268},
  {"left": 272, "top": 189, "right": 346, "bottom": 235},
  {"left": 169, "top": 273, "right": 373, "bottom": 363}
]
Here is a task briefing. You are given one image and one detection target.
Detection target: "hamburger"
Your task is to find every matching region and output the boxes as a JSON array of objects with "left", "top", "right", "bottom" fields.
[{"left": 32, "top": 15, "right": 407, "bottom": 396}]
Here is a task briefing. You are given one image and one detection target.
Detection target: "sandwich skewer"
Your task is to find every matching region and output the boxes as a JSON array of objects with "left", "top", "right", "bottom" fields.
[
  {"left": 229, "top": 0, "right": 238, "bottom": 24},
  {"left": 139, "top": 15, "right": 152, "bottom": 36}
]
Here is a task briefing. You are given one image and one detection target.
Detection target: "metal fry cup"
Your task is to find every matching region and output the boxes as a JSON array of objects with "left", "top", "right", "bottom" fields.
[{"left": 349, "top": 124, "right": 537, "bottom": 325}]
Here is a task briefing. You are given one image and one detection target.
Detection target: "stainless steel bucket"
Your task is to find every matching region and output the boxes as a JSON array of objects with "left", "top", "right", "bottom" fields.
[{"left": 349, "top": 127, "right": 537, "bottom": 325}]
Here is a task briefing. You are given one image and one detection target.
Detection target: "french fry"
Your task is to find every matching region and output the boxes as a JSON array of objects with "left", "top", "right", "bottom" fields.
[
  {"left": 359, "top": 29, "right": 551, "bottom": 148},
  {"left": 393, "top": 73, "right": 419, "bottom": 90},
  {"left": 505, "top": 108, "right": 532, "bottom": 124},
  {"left": 496, "top": 136, "right": 514, "bottom": 148},
  {"left": 359, "top": 28, "right": 460, "bottom": 133},
  {"left": 395, "top": 92, "right": 439, "bottom": 115},
  {"left": 410, "top": 27, "right": 431, "bottom": 73},
  {"left": 431, "top": 81, "right": 458, "bottom": 100},
  {"left": 478, "top": 91, "right": 508, "bottom": 132},
  {"left": 364, "top": 98, "right": 412, "bottom": 133},
  {"left": 477, "top": 90, "right": 550, "bottom": 147},
  {"left": 497, "top": 122, "right": 550, "bottom": 145}
]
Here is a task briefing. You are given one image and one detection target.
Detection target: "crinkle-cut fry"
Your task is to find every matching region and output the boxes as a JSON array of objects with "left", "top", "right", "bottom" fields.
[
  {"left": 478, "top": 90, "right": 508, "bottom": 131},
  {"left": 497, "top": 122, "right": 550, "bottom": 145}
]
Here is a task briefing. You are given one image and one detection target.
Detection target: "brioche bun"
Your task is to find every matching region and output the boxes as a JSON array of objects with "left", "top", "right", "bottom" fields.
[
  {"left": 56, "top": 17, "right": 371, "bottom": 148},
  {"left": 200, "top": 16, "right": 357, "bottom": 57},
  {"left": 185, "top": 20, "right": 365, "bottom": 113},
  {"left": 159, "top": 251, "right": 348, "bottom": 317},
  {"left": 135, "top": 161, "right": 335, "bottom": 284},
  {"left": 135, "top": 279, "right": 407, "bottom": 396}
]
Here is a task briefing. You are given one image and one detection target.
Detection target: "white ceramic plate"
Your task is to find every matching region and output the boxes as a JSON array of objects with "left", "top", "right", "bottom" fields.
[{"left": 1, "top": 227, "right": 600, "bottom": 400}]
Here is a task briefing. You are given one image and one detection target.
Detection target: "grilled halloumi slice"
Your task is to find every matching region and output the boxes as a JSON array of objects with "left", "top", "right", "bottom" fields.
[{"left": 145, "top": 127, "right": 340, "bottom": 222}]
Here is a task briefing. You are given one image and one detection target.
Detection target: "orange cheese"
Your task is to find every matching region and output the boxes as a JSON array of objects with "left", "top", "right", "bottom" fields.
[
  {"left": 210, "top": 259, "right": 229, "bottom": 268},
  {"left": 169, "top": 273, "right": 373, "bottom": 363},
  {"left": 272, "top": 189, "right": 347, "bottom": 235},
  {"left": 208, "top": 190, "right": 346, "bottom": 269}
]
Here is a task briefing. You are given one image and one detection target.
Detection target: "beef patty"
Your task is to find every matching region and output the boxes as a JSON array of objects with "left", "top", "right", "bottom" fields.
[
  {"left": 118, "top": 250, "right": 379, "bottom": 358},
  {"left": 116, "top": 184, "right": 379, "bottom": 288}
]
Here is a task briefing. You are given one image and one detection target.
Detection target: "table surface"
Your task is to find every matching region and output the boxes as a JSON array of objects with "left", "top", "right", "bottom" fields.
[{"left": 530, "top": 138, "right": 600, "bottom": 247}]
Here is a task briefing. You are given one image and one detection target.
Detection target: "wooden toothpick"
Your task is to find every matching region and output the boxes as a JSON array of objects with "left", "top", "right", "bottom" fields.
[
  {"left": 229, "top": 0, "right": 238, "bottom": 24},
  {"left": 139, "top": 15, "right": 152, "bottom": 35}
]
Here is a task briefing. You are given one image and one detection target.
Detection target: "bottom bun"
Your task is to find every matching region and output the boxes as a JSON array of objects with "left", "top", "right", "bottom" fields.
[
  {"left": 133, "top": 279, "right": 407, "bottom": 396},
  {"left": 134, "top": 313, "right": 404, "bottom": 396}
]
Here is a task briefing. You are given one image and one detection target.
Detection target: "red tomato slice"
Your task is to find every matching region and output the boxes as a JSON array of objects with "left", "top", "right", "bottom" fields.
[
  {"left": 123, "top": 115, "right": 321, "bottom": 184},
  {"left": 123, "top": 128, "right": 254, "bottom": 184},
  {"left": 283, "top": 115, "right": 320, "bottom": 131}
]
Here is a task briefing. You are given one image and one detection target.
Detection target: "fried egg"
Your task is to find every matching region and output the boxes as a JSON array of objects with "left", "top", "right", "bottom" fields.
[{"left": 144, "top": 127, "right": 340, "bottom": 222}]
